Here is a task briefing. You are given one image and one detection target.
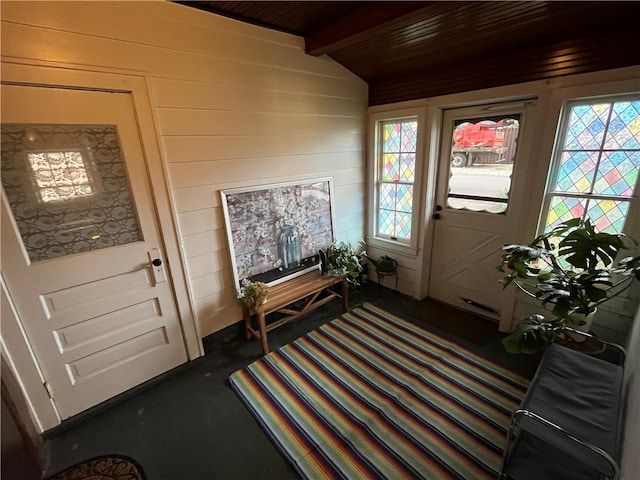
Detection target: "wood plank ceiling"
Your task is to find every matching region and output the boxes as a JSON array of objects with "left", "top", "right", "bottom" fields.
[{"left": 177, "top": 1, "right": 640, "bottom": 106}]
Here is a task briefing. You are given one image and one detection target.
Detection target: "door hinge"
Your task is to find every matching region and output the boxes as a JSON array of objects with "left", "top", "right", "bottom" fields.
[{"left": 43, "top": 381, "right": 54, "bottom": 400}]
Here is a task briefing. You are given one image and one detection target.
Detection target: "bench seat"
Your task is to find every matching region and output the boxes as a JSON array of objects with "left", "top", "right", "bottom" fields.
[
  {"left": 242, "top": 270, "right": 348, "bottom": 355},
  {"left": 501, "top": 338, "right": 626, "bottom": 480}
]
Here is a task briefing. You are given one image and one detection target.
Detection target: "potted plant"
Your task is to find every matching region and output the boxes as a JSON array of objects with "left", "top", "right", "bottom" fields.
[
  {"left": 237, "top": 280, "right": 270, "bottom": 309},
  {"left": 319, "top": 241, "right": 363, "bottom": 288},
  {"left": 498, "top": 217, "right": 640, "bottom": 353}
]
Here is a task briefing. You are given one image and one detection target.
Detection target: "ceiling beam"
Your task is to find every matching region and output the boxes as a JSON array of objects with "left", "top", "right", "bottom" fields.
[{"left": 305, "top": 2, "right": 432, "bottom": 56}]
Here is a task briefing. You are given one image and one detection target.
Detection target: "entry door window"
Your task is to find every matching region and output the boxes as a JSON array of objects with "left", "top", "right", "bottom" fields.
[
  {"left": 447, "top": 115, "right": 520, "bottom": 213},
  {"left": 1, "top": 124, "right": 142, "bottom": 262}
]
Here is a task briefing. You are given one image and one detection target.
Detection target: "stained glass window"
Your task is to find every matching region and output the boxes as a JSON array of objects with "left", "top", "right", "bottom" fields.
[
  {"left": 543, "top": 98, "right": 640, "bottom": 234},
  {"left": 377, "top": 119, "right": 417, "bottom": 241}
]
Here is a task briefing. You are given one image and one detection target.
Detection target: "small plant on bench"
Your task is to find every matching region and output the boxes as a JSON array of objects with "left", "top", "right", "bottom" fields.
[
  {"left": 319, "top": 241, "right": 363, "bottom": 288},
  {"left": 237, "top": 280, "right": 270, "bottom": 309}
]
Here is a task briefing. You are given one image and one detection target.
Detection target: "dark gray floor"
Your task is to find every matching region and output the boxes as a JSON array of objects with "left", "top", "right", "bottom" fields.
[{"left": 33, "top": 283, "right": 538, "bottom": 479}]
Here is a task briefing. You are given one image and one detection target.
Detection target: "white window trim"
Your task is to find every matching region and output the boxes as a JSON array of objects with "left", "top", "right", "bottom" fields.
[
  {"left": 531, "top": 82, "right": 640, "bottom": 324},
  {"left": 538, "top": 93, "right": 640, "bottom": 236},
  {"left": 367, "top": 107, "right": 427, "bottom": 257},
  {"left": 528, "top": 79, "right": 640, "bottom": 240}
]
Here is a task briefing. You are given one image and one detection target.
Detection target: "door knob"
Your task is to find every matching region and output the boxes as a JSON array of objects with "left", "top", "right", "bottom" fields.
[{"left": 148, "top": 248, "right": 166, "bottom": 285}]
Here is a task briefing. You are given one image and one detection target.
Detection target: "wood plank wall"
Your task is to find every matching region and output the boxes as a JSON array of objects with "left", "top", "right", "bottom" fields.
[{"left": 1, "top": 1, "right": 368, "bottom": 337}]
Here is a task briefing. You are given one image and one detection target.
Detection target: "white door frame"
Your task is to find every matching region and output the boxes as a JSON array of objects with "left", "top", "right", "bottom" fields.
[
  {"left": 429, "top": 101, "right": 538, "bottom": 324},
  {"left": 1, "top": 60, "right": 202, "bottom": 432},
  {"left": 417, "top": 91, "right": 546, "bottom": 333}
]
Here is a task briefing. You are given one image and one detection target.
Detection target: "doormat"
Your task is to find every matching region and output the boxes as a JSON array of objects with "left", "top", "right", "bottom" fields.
[
  {"left": 229, "top": 303, "right": 529, "bottom": 479},
  {"left": 47, "top": 455, "right": 145, "bottom": 480},
  {"left": 409, "top": 297, "right": 497, "bottom": 345}
]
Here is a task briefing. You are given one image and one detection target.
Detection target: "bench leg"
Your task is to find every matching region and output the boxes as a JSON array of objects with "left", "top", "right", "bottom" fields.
[
  {"left": 242, "top": 307, "right": 252, "bottom": 340},
  {"left": 341, "top": 280, "right": 349, "bottom": 312},
  {"left": 257, "top": 311, "right": 269, "bottom": 355}
]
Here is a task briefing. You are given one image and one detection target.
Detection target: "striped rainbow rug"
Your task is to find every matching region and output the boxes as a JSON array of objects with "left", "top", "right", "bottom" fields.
[{"left": 229, "top": 303, "right": 529, "bottom": 479}]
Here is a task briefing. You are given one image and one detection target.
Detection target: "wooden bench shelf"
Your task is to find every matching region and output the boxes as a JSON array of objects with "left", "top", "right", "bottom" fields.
[{"left": 241, "top": 270, "right": 348, "bottom": 355}]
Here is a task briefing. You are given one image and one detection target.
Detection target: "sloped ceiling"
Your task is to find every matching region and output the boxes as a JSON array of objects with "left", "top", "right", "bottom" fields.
[{"left": 177, "top": 1, "right": 640, "bottom": 106}]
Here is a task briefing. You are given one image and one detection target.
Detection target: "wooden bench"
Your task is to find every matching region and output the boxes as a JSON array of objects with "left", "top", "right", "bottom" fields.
[
  {"left": 241, "top": 270, "right": 348, "bottom": 355},
  {"left": 501, "top": 328, "right": 626, "bottom": 480}
]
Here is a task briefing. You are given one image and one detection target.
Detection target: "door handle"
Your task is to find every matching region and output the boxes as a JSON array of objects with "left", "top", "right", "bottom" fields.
[
  {"left": 433, "top": 204, "right": 442, "bottom": 220},
  {"left": 148, "top": 248, "right": 166, "bottom": 285}
]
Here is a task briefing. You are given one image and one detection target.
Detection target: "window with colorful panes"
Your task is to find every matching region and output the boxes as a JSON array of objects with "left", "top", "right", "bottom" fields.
[
  {"left": 376, "top": 119, "right": 418, "bottom": 241},
  {"left": 541, "top": 96, "right": 640, "bottom": 235}
]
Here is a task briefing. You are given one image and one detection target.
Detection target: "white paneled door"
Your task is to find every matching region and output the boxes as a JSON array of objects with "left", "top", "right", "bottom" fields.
[
  {"left": 429, "top": 102, "right": 535, "bottom": 321},
  {"left": 1, "top": 84, "right": 188, "bottom": 420}
]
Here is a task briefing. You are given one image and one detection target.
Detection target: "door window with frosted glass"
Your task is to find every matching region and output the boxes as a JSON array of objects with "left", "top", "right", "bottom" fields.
[{"left": 1, "top": 124, "right": 142, "bottom": 262}]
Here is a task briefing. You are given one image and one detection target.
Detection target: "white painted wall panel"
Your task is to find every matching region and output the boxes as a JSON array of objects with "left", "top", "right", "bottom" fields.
[
  {"left": 182, "top": 231, "right": 225, "bottom": 258},
  {"left": 163, "top": 134, "right": 362, "bottom": 163},
  {"left": 186, "top": 251, "right": 228, "bottom": 280},
  {"left": 151, "top": 79, "right": 365, "bottom": 114},
  {"left": 157, "top": 110, "right": 363, "bottom": 136},
  {"left": 173, "top": 186, "right": 219, "bottom": 214},
  {"left": 172, "top": 173, "right": 364, "bottom": 216},
  {"left": 1, "top": 1, "right": 367, "bottom": 336},
  {"left": 177, "top": 208, "right": 218, "bottom": 236},
  {"left": 167, "top": 152, "right": 362, "bottom": 188}
]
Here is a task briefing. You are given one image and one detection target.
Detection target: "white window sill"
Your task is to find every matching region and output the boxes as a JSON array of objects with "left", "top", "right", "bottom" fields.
[{"left": 365, "top": 236, "right": 418, "bottom": 258}]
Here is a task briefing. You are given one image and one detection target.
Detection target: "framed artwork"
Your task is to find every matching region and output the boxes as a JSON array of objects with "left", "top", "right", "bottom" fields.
[{"left": 221, "top": 178, "right": 335, "bottom": 288}]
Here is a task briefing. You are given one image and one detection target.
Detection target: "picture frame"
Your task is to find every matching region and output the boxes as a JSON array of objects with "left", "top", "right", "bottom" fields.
[{"left": 220, "top": 178, "right": 335, "bottom": 288}]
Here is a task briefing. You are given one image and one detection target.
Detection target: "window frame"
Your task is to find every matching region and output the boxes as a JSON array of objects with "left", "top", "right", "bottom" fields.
[
  {"left": 376, "top": 118, "right": 417, "bottom": 242},
  {"left": 539, "top": 93, "right": 640, "bottom": 235},
  {"left": 367, "top": 107, "right": 426, "bottom": 256}
]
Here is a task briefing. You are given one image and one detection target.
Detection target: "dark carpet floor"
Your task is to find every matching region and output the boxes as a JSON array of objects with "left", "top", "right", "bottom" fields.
[
  {"left": 11, "top": 283, "right": 539, "bottom": 480},
  {"left": 409, "top": 297, "right": 498, "bottom": 345}
]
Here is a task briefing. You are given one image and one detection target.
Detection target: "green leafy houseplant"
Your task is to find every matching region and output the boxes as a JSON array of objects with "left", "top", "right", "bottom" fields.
[
  {"left": 237, "top": 280, "right": 270, "bottom": 309},
  {"left": 319, "top": 241, "right": 363, "bottom": 288},
  {"left": 498, "top": 217, "right": 640, "bottom": 353}
]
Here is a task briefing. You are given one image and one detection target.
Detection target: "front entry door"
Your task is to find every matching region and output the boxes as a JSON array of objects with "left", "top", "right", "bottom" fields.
[
  {"left": 428, "top": 102, "right": 535, "bottom": 321},
  {"left": 1, "top": 84, "right": 188, "bottom": 420}
]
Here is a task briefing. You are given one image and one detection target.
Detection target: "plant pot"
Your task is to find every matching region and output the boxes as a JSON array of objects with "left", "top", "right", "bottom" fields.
[
  {"left": 554, "top": 335, "right": 605, "bottom": 355},
  {"left": 565, "top": 309, "right": 597, "bottom": 342},
  {"left": 319, "top": 248, "right": 328, "bottom": 274}
]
